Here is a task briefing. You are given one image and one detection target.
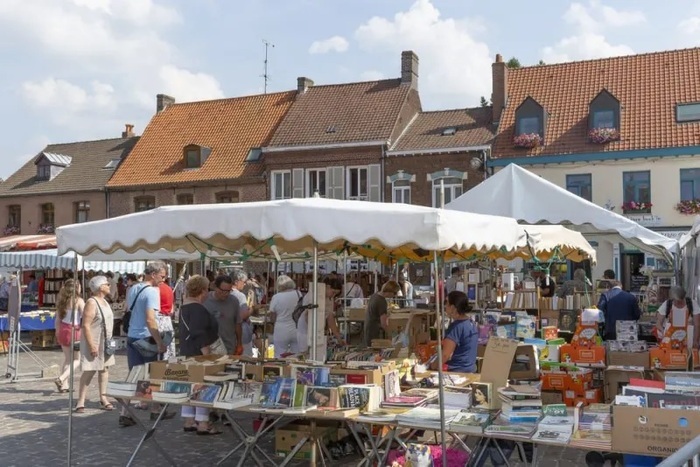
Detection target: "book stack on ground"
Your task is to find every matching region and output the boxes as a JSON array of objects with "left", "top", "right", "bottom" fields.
[
  {"left": 570, "top": 403, "right": 612, "bottom": 450},
  {"left": 381, "top": 388, "right": 439, "bottom": 409},
  {"left": 498, "top": 385, "right": 542, "bottom": 423},
  {"left": 448, "top": 409, "right": 495, "bottom": 434},
  {"left": 396, "top": 404, "right": 462, "bottom": 430},
  {"left": 531, "top": 405, "right": 574, "bottom": 444}
]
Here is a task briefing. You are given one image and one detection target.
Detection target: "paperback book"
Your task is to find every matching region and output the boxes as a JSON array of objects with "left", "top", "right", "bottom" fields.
[{"left": 190, "top": 384, "right": 221, "bottom": 404}]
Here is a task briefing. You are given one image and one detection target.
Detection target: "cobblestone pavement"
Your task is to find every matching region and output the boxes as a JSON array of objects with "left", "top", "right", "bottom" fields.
[{"left": 0, "top": 345, "right": 586, "bottom": 466}]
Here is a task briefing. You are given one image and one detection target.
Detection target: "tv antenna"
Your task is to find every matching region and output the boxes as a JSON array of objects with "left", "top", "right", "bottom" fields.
[{"left": 262, "top": 39, "right": 275, "bottom": 94}]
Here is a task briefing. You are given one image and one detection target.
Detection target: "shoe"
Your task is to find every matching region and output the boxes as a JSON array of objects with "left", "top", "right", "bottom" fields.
[
  {"left": 150, "top": 411, "right": 177, "bottom": 421},
  {"left": 197, "top": 426, "right": 223, "bottom": 436},
  {"left": 119, "top": 416, "right": 136, "bottom": 427},
  {"left": 183, "top": 426, "right": 198, "bottom": 432}
]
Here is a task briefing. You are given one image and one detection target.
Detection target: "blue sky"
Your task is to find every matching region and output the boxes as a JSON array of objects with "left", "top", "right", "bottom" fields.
[{"left": 1, "top": 0, "right": 699, "bottom": 179}]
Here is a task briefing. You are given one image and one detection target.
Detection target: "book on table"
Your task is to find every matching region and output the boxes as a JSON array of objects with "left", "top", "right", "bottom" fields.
[
  {"left": 381, "top": 388, "right": 438, "bottom": 408},
  {"left": 448, "top": 410, "right": 495, "bottom": 434},
  {"left": 395, "top": 405, "right": 462, "bottom": 430},
  {"left": 213, "top": 381, "right": 262, "bottom": 410},
  {"left": 251, "top": 377, "right": 297, "bottom": 412},
  {"left": 135, "top": 380, "right": 160, "bottom": 400},
  {"left": 190, "top": 384, "right": 222, "bottom": 405},
  {"left": 484, "top": 414, "right": 537, "bottom": 438},
  {"left": 338, "top": 384, "right": 382, "bottom": 413}
]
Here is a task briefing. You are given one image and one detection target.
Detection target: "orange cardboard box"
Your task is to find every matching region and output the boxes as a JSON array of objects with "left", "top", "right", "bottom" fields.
[
  {"left": 649, "top": 347, "right": 689, "bottom": 370},
  {"left": 563, "top": 388, "right": 601, "bottom": 407},
  {"left": 567, "top": 368, "right": 593, "bottom": 393},
  {"left": 541, "top": 371, "right": 568, "bottom": 391},
  {"left": 560, "top": 344, "right": 605, "bottom": 367}
]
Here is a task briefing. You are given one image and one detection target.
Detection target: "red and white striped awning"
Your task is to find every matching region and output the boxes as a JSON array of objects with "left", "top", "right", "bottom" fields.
[{"left": 0, "top": 235, "right": 57, "bottom": 251}]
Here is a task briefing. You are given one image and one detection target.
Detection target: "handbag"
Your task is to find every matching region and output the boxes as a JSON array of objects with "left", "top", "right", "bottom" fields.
[
  {"left": 182, "top": 308, "right": 227, "bottom": 355},
  {"left": 93, "top": 298, "right": 117, "bottom": 357}
]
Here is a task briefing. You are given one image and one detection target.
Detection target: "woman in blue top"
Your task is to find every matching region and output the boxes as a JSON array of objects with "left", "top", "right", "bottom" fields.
[{"left": 433, "top": 291, "right": 478, "bottom": 373}]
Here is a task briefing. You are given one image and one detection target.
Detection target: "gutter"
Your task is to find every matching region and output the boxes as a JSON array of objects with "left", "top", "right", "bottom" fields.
[
  {"left": 386, "top": 144, "right": 491, "bottom": 157},
  {"left": 262, "top": 140, "right": 387, "bottom": 153}
]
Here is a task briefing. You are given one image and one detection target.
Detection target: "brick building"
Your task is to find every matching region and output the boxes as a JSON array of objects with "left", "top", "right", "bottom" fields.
[
  {"left": 106, "top": 91, "right": 296, "bottom": 216},
  {"left": 0, "top": 127, "right": 138, "bottom": 236}
]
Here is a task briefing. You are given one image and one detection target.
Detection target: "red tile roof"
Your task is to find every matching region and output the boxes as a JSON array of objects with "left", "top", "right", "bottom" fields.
[
  {"left": 107, "top": 91, "right": 296, "bottom": 188},
  {"left": 268, "top": 79, "right": 414, "bottom": 147},
  {"left": 390, "top": 107, "right": 494, "bottom": 153},
  {"left": 492, "top": 47, "right": 700, "bottom": 158}
]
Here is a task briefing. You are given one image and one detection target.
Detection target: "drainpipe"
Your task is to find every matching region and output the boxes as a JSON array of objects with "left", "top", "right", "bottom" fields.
[
  {"left": 105, "top": 189, "right": 110, "bottom": 218},
  {"left": 381, "top": 142, "right": 387, "bottom": 202}
]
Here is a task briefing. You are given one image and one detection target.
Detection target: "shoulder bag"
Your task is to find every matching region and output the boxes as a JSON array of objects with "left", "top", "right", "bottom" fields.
[
  {"left": 182, "top": 306, "right": 227, "bottom": 355},
  {"left": 122, "top": 285, "right": 151, "bottom": 333},
  {"left": 93, "top": 298, "right": 117, "bottom": 357}
]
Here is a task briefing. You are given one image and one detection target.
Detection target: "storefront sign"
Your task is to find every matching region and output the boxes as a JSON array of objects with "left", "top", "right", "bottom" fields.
[
  {"left": 625, "top": 214, "right": 662, "bottom": 227},
  {"left": 655, "top": 230, "right": 687, "bottom": 241}
]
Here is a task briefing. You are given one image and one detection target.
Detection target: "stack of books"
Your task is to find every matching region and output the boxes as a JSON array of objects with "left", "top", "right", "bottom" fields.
[
  {"left": 381, "top": 388, "right": 438, "bottom": 409},
  {"left": 484, "top": 414, "right": 537, "bottom": 439},
  {"left": 448, "top": 409, "right": 495, "bottom": 434},
  {"left": 106, "top": 365, "right": 146, "bottom": 397},
  {"left": 498, "top": 385, "right": 542, "bottom": 423},
  {"left": 251, "top": 377, "right": 297, "bottom": 412},
  {"left": 531, "top": 405, "right": 574, "bottom": 444},
  {"left": 151, "top": 381, "right": 192, "bottom": 403},
  {"left": 396, "top": 405, "right": 462, "bottom": 430},
  {"left": 214, "top": 381, "right": 263, "bottom": 410},
  {"left": 570, "top": 403, "right": 612, "bottom": 450},
  {"left": 442, "top": 386, "right": 473, "bottom": 409},
  {"left": 338, "top": 384, "right": 383, "bottom": 413}
]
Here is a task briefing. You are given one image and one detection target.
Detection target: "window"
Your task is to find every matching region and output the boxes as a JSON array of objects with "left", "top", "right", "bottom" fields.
[
  {"left": 432, "top": 177, "right": 463, "bottom": 207},
  {"left": 41, "top": 203, "right": 54, "bottom": 226},
  {"left": 176, "top": 194, "right": 194, "bottom": 205},
  {"left": 392, "top": 179, "right": 411, "bottom": 204},
  {"left": 680, "top": 169, "right": 700, "bottom": 201},
  {"left": 347, "top": 167, "right": 368, "bottom": 200},
  {"left": 184, "top": 145, "right": 211, "bottom": 169},
  {"left": 623, "top": 171, "right": 651, "bottom": 213},
  {"left": 245, "top": 148, "right": 262, "bottom": 162},
  {"left": 271, "top": 171, "right": 291, "bottom": 200},
  {"left": 566, "top": 174, "right": 592, "bottom": 202},
  {"left": 677, "top": 103, "right": 700, "bottom": 123},
  {"left": 37, "top": 164, "right": 51, "bottom": 181},
  {"left": 134, "top": 196, "right": 155, "bottom": 212},
  {"left": 103, "top": 159, "right": 121, "bottom": 169},
  {"left": 216, "top": 191, "right": 239, "bottom": 203},
  {"left": 74, "top": 201, "right": 90, "bottom": 223},
  {"left": 514, "top": 97, "right": 546, "bottom": 138},
  {"left": 589, "top": 89, "right": 620, "bottom": 131},
  {"left": 441, "top": 127, "right": 457, "bottom": 136},
  {"left": 306, "top": 169, "right": 327, "bottom": 197},
  {"left": 8, "top": 205, "right": 20, "bottom": 228},
  {"left": 592, "top": 110, "right": 615, "bottom": 129}
]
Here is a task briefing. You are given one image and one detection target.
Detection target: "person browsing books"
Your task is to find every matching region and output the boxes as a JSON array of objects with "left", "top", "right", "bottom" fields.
[
  {"left": 269, "top": 275, "right": 301, "bottom": 357},
  {"left": 431, "top": 291, "right": 478, "bottom": 373},
  {"left": 598, "top": 280, "right": 641, "bottom": 340},
  {"left": 179, "top": 275, "right": 221, "bottom": 435},
  {"left": 363, "top": 280, "right": 401, "bottom": 347}
]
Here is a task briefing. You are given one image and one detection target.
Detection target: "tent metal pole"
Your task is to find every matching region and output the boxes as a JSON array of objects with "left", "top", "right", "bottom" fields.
[
  {"left": 67, "top": 257, "right": 79, "bottom": 466},
  {"left": 343, "top": 250, "right": 348, "bottom": 342},
  {"left": 434, "top": 250, "right": 447, "bottom": 467},
  {"left": 311, "top": 243, "right": 318, "bottom": 361}
]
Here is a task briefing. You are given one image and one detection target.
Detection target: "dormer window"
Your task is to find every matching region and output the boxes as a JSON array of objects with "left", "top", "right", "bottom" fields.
[
  {"left": 245, "top": 148, "right": 262, "bottom": 162},
  {"left": 677, "top": 103, "right": 700, "bottom": 123},
  {"left": 588, "top": 89, "right": 621, "bottom": 143},
  {"left": 513, "top": 97, "right": 546, "bottom": 148},
  {"left": 441, "top": 127, "right": 457, "bottom": 136},
  {"left": 184, "top": 145, "right": 211, "bottom": 169},
  {"left": 35, "top": 152, "right": 71, "bottom": 181}
]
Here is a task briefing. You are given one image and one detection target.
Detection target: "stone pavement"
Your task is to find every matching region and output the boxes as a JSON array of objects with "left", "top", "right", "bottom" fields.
[{"left": 0, "top": 344, "right": 587, "bottom": 466}]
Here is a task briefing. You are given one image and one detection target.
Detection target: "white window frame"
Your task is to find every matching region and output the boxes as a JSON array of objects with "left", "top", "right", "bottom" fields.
[
  {"left": 392, "top": 179, "right": 411, "bottom": 204},
  {"left": 346, "top": 166, "right": 368, "bottom": 201},
  {"left": 431, "top": 176, "right": 463, "bottom": 208},
  {"left": 306, "top": 168, "right": 327, "bottom": 197},
  {"left": 271, "top": 170, "right": 291, "bottom": 200}
]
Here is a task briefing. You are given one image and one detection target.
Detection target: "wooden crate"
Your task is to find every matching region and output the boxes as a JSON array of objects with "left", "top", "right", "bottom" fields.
[{"left": 31, "top": 330, "right": 57, "bottom": 349}]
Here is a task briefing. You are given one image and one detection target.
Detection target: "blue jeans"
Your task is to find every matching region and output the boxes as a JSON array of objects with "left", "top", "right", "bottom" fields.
[{"left": 127, "top": 337, "right": 158, "bottom": 370}]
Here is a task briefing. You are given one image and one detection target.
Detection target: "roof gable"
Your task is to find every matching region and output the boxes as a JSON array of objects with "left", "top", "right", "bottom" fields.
[
  {"left": 492, "top": 47, "right": 700, "bottom": 158},
  {"left": 268, "top": 79, "right": 412, "bottom": 148},
  {"left": 0, "top": 137, "right": 138, "bottom": 197},
  {"left": 108, "top": 91, "right": 296, "bottom": 188}
]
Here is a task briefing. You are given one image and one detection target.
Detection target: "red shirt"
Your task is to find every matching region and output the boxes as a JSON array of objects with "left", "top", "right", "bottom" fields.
[{"left": 158, "top": 282, "right": 174, "bottom": 315}]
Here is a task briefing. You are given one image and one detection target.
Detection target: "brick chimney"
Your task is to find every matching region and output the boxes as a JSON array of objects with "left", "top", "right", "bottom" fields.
[
  {"left": 401, "top": 50, "right": 419, "bottom": 88},
  {"left": 156, "top": 94, "right": 176, "bottom": 113},
  {"left": 491, "top": 53, "right": 508, "bottom": 124},
  {"left": 297, "top": 77, "right": 314, "bottom": 94},
  {"left": 121, "top": 124, "right": 135, "bottom": 138}
]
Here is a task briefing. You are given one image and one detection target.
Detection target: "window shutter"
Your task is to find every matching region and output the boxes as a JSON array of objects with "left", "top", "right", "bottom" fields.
[
  {"left": 292, "top": 168, "right": 305, "bottom": 198},
  {"left": 327, "top": 166, "right": 345, "bottom": 199},
  {"left": 368, "top": 164, "right": 381, "bottom": 202}
]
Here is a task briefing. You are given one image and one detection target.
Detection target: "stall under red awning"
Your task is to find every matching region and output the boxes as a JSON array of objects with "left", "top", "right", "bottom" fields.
[{"left": 0, "top": 235, "right": 57, "bottom": 251}]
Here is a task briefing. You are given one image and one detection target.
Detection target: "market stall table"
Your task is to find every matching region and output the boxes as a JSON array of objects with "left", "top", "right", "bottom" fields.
[{"left": 0, "top": 310, "right": 55, "bottom": 331}]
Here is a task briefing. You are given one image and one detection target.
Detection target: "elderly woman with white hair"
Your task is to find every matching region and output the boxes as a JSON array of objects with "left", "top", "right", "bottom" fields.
[
  {"left": 75, "top": 275, "right": 115, "bottom": 412},
  {"left": 268, "top": 274, "right": 301, "bottom": 357}
]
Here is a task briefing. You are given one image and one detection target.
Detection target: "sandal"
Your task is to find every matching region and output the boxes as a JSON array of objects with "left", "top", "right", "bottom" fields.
[
  {"left": 54, "top": 379, "right": 69, "bottom": 393},
  {"left": 74, "top": 406, "right": 85, "bottom": 413},
  {"left": 99, "top": 401, "right": 114, "bottom": 411},
  {"left": 183, "top": 426, "right": 198, "bottom": 432},
  {"left": 197, "top": 426, "right": 223, "bottom": 436}
]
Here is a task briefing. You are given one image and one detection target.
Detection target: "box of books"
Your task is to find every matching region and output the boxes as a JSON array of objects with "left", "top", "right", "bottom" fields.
[
  {"left": 149, "top": 358, "right": 226, "bottom": 383},
  {"left": 275, "top": 421, "right": 338, "bottom": 460},
  {"left": 330, "top": 367, "right": 385, "bottom": 385},
  {"left": 612, "top": 406, "right": 700, "bottom": 456},
  {"left": 607, "top": 350, "right": 650, "bottom": 369},
  {"left": 650, "top": 347, "right": 689, "bottom": 370},
  {"left": 559, "top": 344, "right": 605, "bottom": 367}
]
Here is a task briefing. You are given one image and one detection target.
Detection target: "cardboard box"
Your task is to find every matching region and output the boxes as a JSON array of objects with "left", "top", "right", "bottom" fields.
[
  {"left": 479, "top": 337, "right": 519, "bottom": 409},
  {"left": 612, "top": 406, "right": 700, "bottom": 456},
  {"left": 148, "top": 358, "right": 226, "bottom": 382},
  {"left": 541, "top": 371, "right": 568, "bottom": 391},
  {"left": 347, "top": 308, "right": 365, "bottom": 321},
  {"left": 386, "top": 311, "right": 430, "bottom": 349},
  {"left": 605, "top": 366, "right": 645, "bottom": 403},
  {"left": 649, "top": 348, "right": 689, "bottom": 370},
  {"left": 541, "top": 389, "right": 564, "bottom": 405},
  {"left": 275, "top": 422, "right": 337, "bottom": 460},
  {"left": 330, "top": 367, "right": 384, "bottom": 385},
  {"left": 563, "top": 388, "right": 601, "bottom": 407},
  {"left": 509, "top": 344, "right": 539, "bottom": 380},
  {"left": 31, "top": 330, "right": 56, "bottom": 348},
  {"left": 559, "top": 344, "right": 605, "bottom": 367},
  {"left": 607, "top": 350, "right": 650, "bottom": 370}
]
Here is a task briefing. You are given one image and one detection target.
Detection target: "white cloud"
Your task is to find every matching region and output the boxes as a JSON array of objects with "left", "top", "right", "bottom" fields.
[
  {"left": 159, "top": 65, "right": 225, "bottom": 102},
  {"left": 309, "top": 36, "right": 349, "bottom": 54},
  {"left": 359, "top": 70, "right": 386, "bottom": 81},
  {"left": 679, "top": 17, "right": 700, "bottom": 35},
  {"left": 542, "top": 0, "right": 644, "bottom": 63},
  {"left": 22, "top": 78, "right": 117, "bottom": 118},
  {"left": 354, "top": 0, "right": 492, "bottom": 108}
]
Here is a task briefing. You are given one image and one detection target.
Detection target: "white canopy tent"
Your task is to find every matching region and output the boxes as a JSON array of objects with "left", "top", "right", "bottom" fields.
[
  {"left": 507, "top": 224, "right": 596, "bottom": 263},
  {"left": 446, "top": 164, "right": 678, "bottom": 264}
]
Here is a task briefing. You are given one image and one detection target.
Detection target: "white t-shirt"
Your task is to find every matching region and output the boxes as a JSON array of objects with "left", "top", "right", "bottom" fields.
[
  {"left": 269, "top": 289, "right": 301, "bottom": 324},
  {"left": 657, "top": 299, "right": 700, "bottom": 327},
  {"left": 344, "top": 282, "right": 363, "bottom": 299}
]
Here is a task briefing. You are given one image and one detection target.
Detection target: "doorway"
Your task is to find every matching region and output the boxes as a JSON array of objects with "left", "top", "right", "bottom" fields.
[{"left": 621, "top": 252, "right": 645, "bottom": 292}]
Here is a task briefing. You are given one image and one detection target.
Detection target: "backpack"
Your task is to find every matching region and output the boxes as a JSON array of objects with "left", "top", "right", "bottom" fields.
[
  {"left": 665, "top": 298, "right": 693, "bottom": 317},
  {"left": 291, "top": 291, "right": 306, "bottom": 326},
  {"left": 122, "top": 285, "right": 151, "bottom": 333}
]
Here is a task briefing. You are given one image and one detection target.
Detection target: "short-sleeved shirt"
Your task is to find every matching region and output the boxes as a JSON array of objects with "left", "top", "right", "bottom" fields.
[
  {"left": 127, "top": 283, "right": 160, "bottom": 339},
  {"left": 444, "top": 318, "right": 478, "bottom": 373},
  {"left": 203, "top": 292, "right": 241, "bottom": 353},
  {"left": 657, "top": 299, "right": 700, "bottom": 317},
  {"left": 158, "top": 283, "right": 174, "bottom": 316},
  {"left": 364, "top": 293, "right": 388, "bottom": 347},
  {"left": 179, "top": 303, "right": 218, "bottom": 357},
  {"left": 232, "top": 288, "right": 252, "bottom": 345}
]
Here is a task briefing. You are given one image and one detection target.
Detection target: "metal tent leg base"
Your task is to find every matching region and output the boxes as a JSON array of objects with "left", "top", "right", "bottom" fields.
[{"left": 4, "top": 330, "right": 51, "bottom": 382}]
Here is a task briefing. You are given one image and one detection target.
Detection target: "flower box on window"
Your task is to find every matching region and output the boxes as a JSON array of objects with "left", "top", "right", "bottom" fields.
[
  {"left": 3, "top": 225, "right": 20, "bottom": 236},
  {"left": 513, "top": 133, "right": 543, "bottom": 149},
  {"left": 622, "top": 201, "right": 652, "bottom": 214},
  {"left": 588, "top": 127, "right": 620, "bottom": 144},
  {"left": 37, "top": 224, "right": 54, "bottom": 234},
  {"left": 676, "top": 199, "right": 700, "bottom": 215}
]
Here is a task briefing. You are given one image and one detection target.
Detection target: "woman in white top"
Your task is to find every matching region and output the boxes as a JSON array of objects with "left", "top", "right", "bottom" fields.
[
  {"left": 75, "top": 276, "right": 116, "bottom": 412},
  {"left": 268, "top": 275, "right": 301, "bottom": 357},
  {"left": 298, "top": 279, "right": 345, "bottom": 361},
  {"left": 53, "top": 279, "right": 85, "bottom": 393}
]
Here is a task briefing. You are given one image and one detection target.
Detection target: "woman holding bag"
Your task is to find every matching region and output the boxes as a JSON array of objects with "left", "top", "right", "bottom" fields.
[
  {"left": 75, "top": 275, "right": 115, "bottom": 412},
  {"left": 54, "top": 279, "right": 85, "bottom": 393}
]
